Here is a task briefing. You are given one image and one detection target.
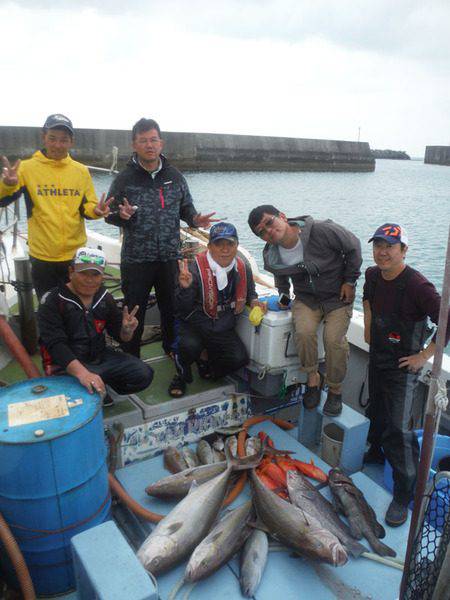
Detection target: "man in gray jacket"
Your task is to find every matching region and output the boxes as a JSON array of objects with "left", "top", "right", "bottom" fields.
[{"left": 248, "top": 205, "right": 362, "bottom": 416}]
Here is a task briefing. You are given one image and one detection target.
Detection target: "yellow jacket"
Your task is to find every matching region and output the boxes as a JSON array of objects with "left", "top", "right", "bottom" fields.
[{"left": 0, "top": 151, "right": 100, "bottom": 261}]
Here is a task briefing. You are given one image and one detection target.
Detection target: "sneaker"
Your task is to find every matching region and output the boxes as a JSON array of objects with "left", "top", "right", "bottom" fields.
[
  {"left": 303, "top": 385, "right": 321, "bottom": 410},
  {"left": 103, "top": 394, "right": 114, "bottom": 408},
  {"left": 364, "top": 445, "right": 385, "bottom": 465},
  {"left": 323, "top": 391, "right": 343, "bottom": 416},
  {"left": 385, "top": 500, "right": 408, "bottom": 527}
]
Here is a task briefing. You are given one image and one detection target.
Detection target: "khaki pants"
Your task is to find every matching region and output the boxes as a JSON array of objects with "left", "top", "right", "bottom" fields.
[{"left": 292, "top": 300, "right": 353, "bottom": 393}]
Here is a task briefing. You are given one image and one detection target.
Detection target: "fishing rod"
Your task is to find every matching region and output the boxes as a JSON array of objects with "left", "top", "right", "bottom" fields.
[{"left": 400, "top": 225, "right": 450, "bottom": 599}]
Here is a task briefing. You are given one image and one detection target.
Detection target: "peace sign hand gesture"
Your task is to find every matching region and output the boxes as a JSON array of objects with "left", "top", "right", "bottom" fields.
[
  {"left": 178, "top": 259, "right": 193, "bottom": 289},
  {"left": 93, "top": 193, "right": 113, "bottom": 217},
  {"left": 122, "top": 305, "right": 139, "bottom": 334},
  {"left": 193, "top": 212, "right": 222, "bottom": 228},
  {"left": 2, "top": 156, "right": 21, "bottom": 186},
  {"left": 118, "top": 197, "right": 137, "bottom": 221}
]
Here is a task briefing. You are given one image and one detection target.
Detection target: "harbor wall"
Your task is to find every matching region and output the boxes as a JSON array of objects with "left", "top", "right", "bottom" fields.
[
  {"left": 424, "top": 146, "right": 450, "bottom": 166},
  {"left": 0, "top": 125, "right": 375, "bottom": 172}
]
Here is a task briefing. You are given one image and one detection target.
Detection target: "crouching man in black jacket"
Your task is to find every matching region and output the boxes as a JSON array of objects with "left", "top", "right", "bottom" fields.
[{"left": 38, "top": 247, "right": 154, "bottom": 405}]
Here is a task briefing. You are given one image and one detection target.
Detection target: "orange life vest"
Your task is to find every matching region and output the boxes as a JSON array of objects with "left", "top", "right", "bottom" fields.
[{"left": 195, "top": 251, "right": 247, "bottom": 319}]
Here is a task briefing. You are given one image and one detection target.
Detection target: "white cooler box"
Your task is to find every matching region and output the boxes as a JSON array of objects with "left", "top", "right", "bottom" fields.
[{"left": 236, "top": 307, "right": 324, "bottom": 370}]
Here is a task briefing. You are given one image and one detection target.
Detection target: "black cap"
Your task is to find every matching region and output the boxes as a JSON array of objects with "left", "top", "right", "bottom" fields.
[{"left": 43, "top": 114, "right": 74, "bottom": 135}]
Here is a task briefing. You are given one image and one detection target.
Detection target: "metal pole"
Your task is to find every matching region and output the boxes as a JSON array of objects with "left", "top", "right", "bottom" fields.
[
  {"left": 13, "top": 257, "right": 38, "bottom": 355},
  {"left": 400, "top": 225, "right": 450, "bottom": 598}
]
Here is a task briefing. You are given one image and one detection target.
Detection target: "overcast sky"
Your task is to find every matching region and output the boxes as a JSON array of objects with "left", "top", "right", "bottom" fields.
[{"left": 1, "top": 0, "right": 449, "bottom": 156}]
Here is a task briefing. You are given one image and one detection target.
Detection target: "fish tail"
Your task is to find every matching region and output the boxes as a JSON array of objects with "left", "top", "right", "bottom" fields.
[
  {"left": 368, "top": 535, "right": 397, "bottom": 557},
  {"left": 225, "top": 442, "right": 263, "bottom": 470}
]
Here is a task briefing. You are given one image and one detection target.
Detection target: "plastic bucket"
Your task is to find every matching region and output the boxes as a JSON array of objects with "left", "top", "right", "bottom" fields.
[
  {"left": 0, "top": 376, "right": 111, "bottom": 596},
  {"left": 321, "top": 423, "right": 344, "bottom": 467}
]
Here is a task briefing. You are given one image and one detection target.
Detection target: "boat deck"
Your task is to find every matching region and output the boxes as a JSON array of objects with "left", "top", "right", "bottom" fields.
[{"left": 115, "top": 420, "right": 409, "bottom": 600}]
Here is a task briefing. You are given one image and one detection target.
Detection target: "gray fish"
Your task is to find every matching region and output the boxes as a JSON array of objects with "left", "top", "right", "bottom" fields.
[
  {"left": 145, "top": 462, "right": 227, "bottom": 499},
  {"left": 212, "top": 448, "right": 226, "bottom": 463},
  {"left": 212, "top": 437, "right": 225, "bottom": 452},
  {"left": 250, "top": 470, "right": 348, "bottom": 566},
  {"left": 215, "top": 426, "right": 246, "bottom": 435},
  {"left": 182, "top": 447, "right": 200, "bottom": 468},
  {"left": 287, "top": 471, "right": 367, "bottom": 558},
  {"left": 226, "top": 435, "right": 238, "bottom": 458},
  {"left": 163, "top": 446, "right": 188, "bottom": 473},
  {"left": 197, "top": 439, "right": 214, "bottom": 464},
  {"left": 138, "top": 450, "right": 263, "bottom": 575},
  {"left": 245, "top": 436, "right": 262, "bottom": 457},
  {"left": 185, "top": 500, "right": 253, "bottom": 582},
  {"left": 240, "top": 529, "right": 268, "bottom": 597},
  {"left": 328, "top": 468, "right": 396, "bottom": 558}
]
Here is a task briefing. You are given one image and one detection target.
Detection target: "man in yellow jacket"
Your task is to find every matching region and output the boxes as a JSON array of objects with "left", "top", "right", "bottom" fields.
[{"left": 0, "top": 114, "right": 111, "bottom": 298}]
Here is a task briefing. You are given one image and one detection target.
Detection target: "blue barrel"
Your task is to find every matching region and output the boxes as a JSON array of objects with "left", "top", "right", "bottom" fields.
[{"left": 0, "top": 376, "right": 111, "bottom": 596}]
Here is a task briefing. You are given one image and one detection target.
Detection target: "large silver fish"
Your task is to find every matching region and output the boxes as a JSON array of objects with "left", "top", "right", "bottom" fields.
[
  {"left": 240, "top": 529, "right": 268, "bottom": 597},
  {"left": 145, "top": 462, "right": 227, "bottom": 499},
  {"left": 138, "top": 451, "right": 263, "bottom": 575},
  {"left": 185, "top": 500, "right": 253, "bottom": 582},
  {"left": 328, "top": 468, "right": 396, "bottom": 558},
  {"left": 287, "top": 471, "right": 367, "bottom": 558},
  {"left": 250, "top": 470, "right": 348, "bottom": 566}
]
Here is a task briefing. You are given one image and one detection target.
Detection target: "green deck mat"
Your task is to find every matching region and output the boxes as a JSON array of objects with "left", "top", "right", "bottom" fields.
[
  {"left": 0, "top": 353, "right": 43, "bottom": 384},
  {"left": 137, "top": 343, "right": 226, "bottom": 405}
]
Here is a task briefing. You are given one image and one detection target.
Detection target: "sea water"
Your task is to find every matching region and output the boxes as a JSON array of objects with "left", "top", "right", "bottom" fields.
[{"left": 90, "top": 158, "right": 450, "bottom": 315}]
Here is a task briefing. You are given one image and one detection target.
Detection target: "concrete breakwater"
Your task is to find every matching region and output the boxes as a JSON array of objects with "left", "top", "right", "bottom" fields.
[
  {"left": 425, "top": 146, "right": 450, "bottom": 167},
  {"left": 0, "top": 126, "right": 375, "bottom": 172}
]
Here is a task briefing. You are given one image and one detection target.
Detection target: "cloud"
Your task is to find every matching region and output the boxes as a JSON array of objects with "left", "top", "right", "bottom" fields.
[
  {"left": 0, "top": 0, "right": 449, "bottom": 156},
  {"left": 4, "top": 0, "right": 450, "bottom": 64}
]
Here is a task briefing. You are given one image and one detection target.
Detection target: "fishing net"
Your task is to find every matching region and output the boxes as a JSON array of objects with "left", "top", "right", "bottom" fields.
[{"left": 403, "top": 472, "right": 450, "bottom": 599}]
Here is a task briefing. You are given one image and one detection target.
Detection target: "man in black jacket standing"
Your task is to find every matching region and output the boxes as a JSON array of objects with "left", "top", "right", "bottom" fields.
[
  {"left": 106, "top": 118, "right": 217, "bottom": 358},
  {"left": 38, "top": 247, "right": 153, "bottom": 404},
  {"left": 248, "top": 205, "right": 362, "bottom": 417}
]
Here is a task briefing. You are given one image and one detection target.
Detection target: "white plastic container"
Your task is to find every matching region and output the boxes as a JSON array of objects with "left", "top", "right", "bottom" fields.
[{"left": 236, "top": 308, "right": 324, "bottom": 369}]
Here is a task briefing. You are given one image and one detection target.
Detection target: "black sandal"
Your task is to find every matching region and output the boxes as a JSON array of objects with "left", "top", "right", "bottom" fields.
[
  {"left": 168, "top": 375, "right": 186, "bottom": 398},
  {"left": 197, "top": 359, "right": 212, "bottom": 380}
]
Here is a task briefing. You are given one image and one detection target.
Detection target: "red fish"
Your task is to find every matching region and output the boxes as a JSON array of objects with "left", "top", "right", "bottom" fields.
[{"left": 275, "top": 456, "right": 328, "bottom": 483}]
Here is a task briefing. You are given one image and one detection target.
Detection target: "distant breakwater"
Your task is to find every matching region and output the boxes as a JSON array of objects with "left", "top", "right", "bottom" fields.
[
  {"left": 425, "top": 146, "right": 450, "bottom": 167},
  {"left": 0, "top": 126, "right": 375, "bottom": 173},
  {"left": 371, "top": 149, "right": 410, "bottom": 160}
]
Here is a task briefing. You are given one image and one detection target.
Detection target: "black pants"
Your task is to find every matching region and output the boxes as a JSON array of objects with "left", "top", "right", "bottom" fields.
[
  {"left": 30, "top": 257, "right": 71, "bottom": 300},
  {"left": 367, "top": 364, "right": 420, "bottom": 505},
  {"left": 83, "top": 348, "right": 154, "bottom": 395},
  {"left": 121, "top": 261, "right": 177, "bottom": 357},
  {"left": 175, "top": 319, "right": 249, "bottom": 380}
]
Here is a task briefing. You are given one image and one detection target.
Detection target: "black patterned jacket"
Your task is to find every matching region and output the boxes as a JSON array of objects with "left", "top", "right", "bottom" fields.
[{"left": 105, "top": 154, "right": 198, "bottom": 263}]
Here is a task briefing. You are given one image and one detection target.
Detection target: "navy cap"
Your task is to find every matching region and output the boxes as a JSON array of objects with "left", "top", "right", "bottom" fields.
[
  {"left": 368, "top": 223, "right": 409, "bottom": 245},
  {"left": 209, "top": 222, "right": 239, "bottom": 243},
  {"left": 43, "top": 114, "right": 74, "bottom": 135}
]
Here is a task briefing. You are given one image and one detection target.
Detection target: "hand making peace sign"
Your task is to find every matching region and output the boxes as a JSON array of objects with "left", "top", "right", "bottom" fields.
[
  {"left": 193, "top": 212, "right": 222, "bottom": 228},
  {"left": 178, "top": 259, "right": 193, "bottom": 289},
  {"left": 93, "top": 192, "right": 113, "bottom": 218},
  {"left": 118, "top": 197, "right": 138, "bottom": 220},
  {"left": 2, "top": 156, "right": 21, "bottom": 186},
  {"left": 122, "top": 305, "right": 139, "bottom": 334}
]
